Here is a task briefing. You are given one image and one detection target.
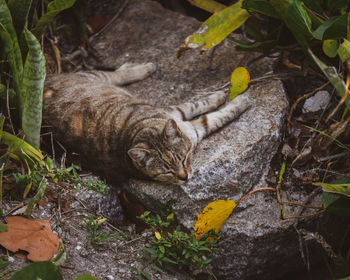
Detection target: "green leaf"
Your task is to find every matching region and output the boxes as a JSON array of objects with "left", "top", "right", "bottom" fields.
[
  {"left": 322, "top": 192, "right": 350, "bottom": 217},
  {"left": 0, "top": 0, "right": 24, "bottom": 102},
  {"left": 308, "top": 49, "right": 350, "bottom": 110},
  {"left": 21, "top": 28, "right": 46, "bottom": 149},
  {"left": 244, "top": 0, "right": 279, "bottom": 18},
  {"left": 313, "top": 14, "right": 347, "bottom": 40},
  {"left": 315, "top": 183, "right": 350, "bottom": 198},
  {"left": 320, "top": 177, "right": 350, "bottom": 217},
  {"left": 236, "top": 39, "right": 278, "bottom": 53},
  {"left": 7, "top": 0, "right": 33, "bottom": 36},
  {"left": 269, "top": 0, "right": 289, "bottom": 18},
  {"left": 31, "top": 0, "right": 77, "bottom": 39},
  {"left": 52, "top": 242, "right": 66, "bottom": 266},
  {"left": 177, "top": 0, "right": 250, "bottom": 56},
  {"left": 10, "top": 261, "right": 63, "bottom": 280},
  {"left": 285, "top": 0, "right": 312, "bottom": 36},
  {"left": 322, "top": 39, "right": 339, "bottom": 58},
  {"left": 302, "top": 0, "right": 323, "bottom": 13},
  {"left": 1, "top": 131, "right": 45, "bottom": 165},
  {"left": 150, "top": 264, "right": 164, "bottom": 274},
  {"left": 24, "top": 177, "right": 47, "bottom": 216},
  {"left": 162, "top": 257, "right": 178, "bottom": 264},
  {"left": 74, "top": 275, "right": 98, "bottom": 280},
  {"left": 338, "top": 39, "right": 350, "bottom": 62}
]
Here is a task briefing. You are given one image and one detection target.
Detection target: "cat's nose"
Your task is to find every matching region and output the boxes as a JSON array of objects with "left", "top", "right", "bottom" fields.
[{"left": 177, "top": 171, "right": 188, "bottom": 181}]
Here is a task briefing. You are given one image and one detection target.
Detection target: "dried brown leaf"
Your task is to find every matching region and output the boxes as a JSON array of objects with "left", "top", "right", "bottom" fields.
[{"left": 0, "top": 216, "right": 60, "bottom": 261}]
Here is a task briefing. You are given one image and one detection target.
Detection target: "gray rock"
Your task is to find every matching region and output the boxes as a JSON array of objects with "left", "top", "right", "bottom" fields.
[
  {"left": 302, "top": 90, "right": 330, "bottom": 113},
  {"left": 86, "top": 1, "right": 345, "bottom": 279}
]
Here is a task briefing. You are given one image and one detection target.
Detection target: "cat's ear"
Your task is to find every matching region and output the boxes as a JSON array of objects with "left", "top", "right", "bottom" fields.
[
  {"left": 128, "top": 148, "right": 150, "bottom": 167},
  {"left": 163, "top": 119, "right": 180, "bottom": 139}
]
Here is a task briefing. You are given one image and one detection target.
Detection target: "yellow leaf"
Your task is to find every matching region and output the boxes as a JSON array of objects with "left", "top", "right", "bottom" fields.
[
  {"left": 177, "top": 0, "right": 250, "bottom": 57},
  {"left": 23, "top": 182, "right": 32, "bottom": 199},
  {"left": 194, "top": 200, "right": 236, "bottom": 240},
  {"left": 229, "top": 67, "right": 250, "bottom": 101},
  {"left": 155, "top": 231, "right": 161, "bottom": 240},
  {"left": 322, "top": 40, "right": 338, "bottom": 58}
]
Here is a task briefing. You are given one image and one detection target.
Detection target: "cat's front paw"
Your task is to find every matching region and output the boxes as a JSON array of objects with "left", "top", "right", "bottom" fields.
[
  {"left": 118, "top": 62, "right": 156, "bottom": 73},
  {"left": 118, "top": 62, "right": 156, "bottom": 80}
]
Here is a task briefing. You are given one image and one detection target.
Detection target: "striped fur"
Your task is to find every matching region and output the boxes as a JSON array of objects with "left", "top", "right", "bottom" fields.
[{"left": 43, "top": 63, "right": 250, "bottom": 184}]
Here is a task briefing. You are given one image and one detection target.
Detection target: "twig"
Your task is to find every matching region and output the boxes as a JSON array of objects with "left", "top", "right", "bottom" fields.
[
  {"left": 280, "top": 200, "right": 323, "bottom": 209},
  {"left": 293, "top": 186, "right": 322, "bottom": 227},
  {"left": 236, "top": 187, "right": 276, "bottom": 206},
  {"left": 282, "top": 209, "right": 326, "bottom": 219},
  {"left": 206, "top": 268, "right": 218, "bottom": 280},
  {"left": 116, "top": 234, "right": 147, "bottom": 248},
  {"left": 318, "top": 151, "right": 350, "bottom": 162},
  {"left": 49, "top": 38, "right": 62, "bottom": 74}
]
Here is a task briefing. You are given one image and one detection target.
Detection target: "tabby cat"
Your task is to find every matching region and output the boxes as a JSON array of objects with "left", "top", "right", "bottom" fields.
[{"left": 43, "top": 63, "right": 250, "bottom": 184}]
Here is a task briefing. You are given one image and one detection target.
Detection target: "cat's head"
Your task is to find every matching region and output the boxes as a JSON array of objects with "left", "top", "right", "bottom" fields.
[{"left": 128, "top": 119, "right": 192, "bottom": 184}]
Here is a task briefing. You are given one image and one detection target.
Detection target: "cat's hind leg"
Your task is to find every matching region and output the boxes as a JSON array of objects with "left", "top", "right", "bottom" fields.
[
  {"left": 74, "top": 63, "right": 156, "bottom": 85},
  {"left": 167, "top": 91, "right": 227, "bottom": 121}
]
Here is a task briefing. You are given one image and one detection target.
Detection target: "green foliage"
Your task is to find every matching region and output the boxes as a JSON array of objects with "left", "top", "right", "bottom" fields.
[
  {"left": 82, "top": 216, "right": 116, "bottom": 245},
  {"left": 0, "top": 0, "right": 76, "bottom": 148},
  {"left": 31, "top": 0, "right": 76, "bottom": 39},
  {"left": 320, "top": 176, "right": 350, "bottom": 217},
  {"left": 74, "top": 275, "right": 99, "bottom": 280},
  {"left": 10, "top": 261, "right": 63, "bottom": 280},
  {"left": 136, "top": 210, "right": 219, "bottom": 277},
  {"left": 49, "top": 163, "right": 108, "bottom": 195},
  {"left": 184, "top": 0, "right": 350, "bottom": 111},
  {"left": 8, "top": 260, "right": 97, "bottom": 280}
]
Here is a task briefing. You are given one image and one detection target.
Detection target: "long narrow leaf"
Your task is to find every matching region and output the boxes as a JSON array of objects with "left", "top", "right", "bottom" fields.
[
  {"left": 0, "top": 1, "right": 24, "bottom": 102},
  {"left": 24, "top": 177, "right": 47, "bottom": 216},
  {"left": 312, "top": 14, "right": 347, "bottom": 40},
  {"left": 21, "top": 29, "right": 46, "bottom": 149},
  {"left": 177, "top": 0, "right": 249, "bottom": 56},
  {"left": 31, "top": 0, "right": 76, "bottom": 39},
  {"left": 314, "top": 182, "right": 350, "bottom": 198},
  {"left": 308, "top": 49, "right": 350, "bottom": 110},
  {"left": 7, "top": 0, "right": 33, "bottom": 36},
  {"left": 1, "top": 131, "right": 44, "bottom": 164}
]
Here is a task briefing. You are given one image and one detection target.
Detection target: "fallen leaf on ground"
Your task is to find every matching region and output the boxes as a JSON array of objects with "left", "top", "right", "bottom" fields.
[
  {"left": 194, "top": 200, "right": 236, "bottom": 240},
  {"left": 0, "top": 216, "right": 60, "bottom": 261}
]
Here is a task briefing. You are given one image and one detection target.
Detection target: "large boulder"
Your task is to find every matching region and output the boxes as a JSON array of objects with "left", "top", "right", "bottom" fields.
[{"left": 81, "top": 0, "right": 344, "bottom": 279}]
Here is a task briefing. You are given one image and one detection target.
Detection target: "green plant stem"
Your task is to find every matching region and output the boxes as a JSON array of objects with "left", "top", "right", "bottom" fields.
[{"left": 276, "top": 161, "right": 286, "bottom": 219}]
